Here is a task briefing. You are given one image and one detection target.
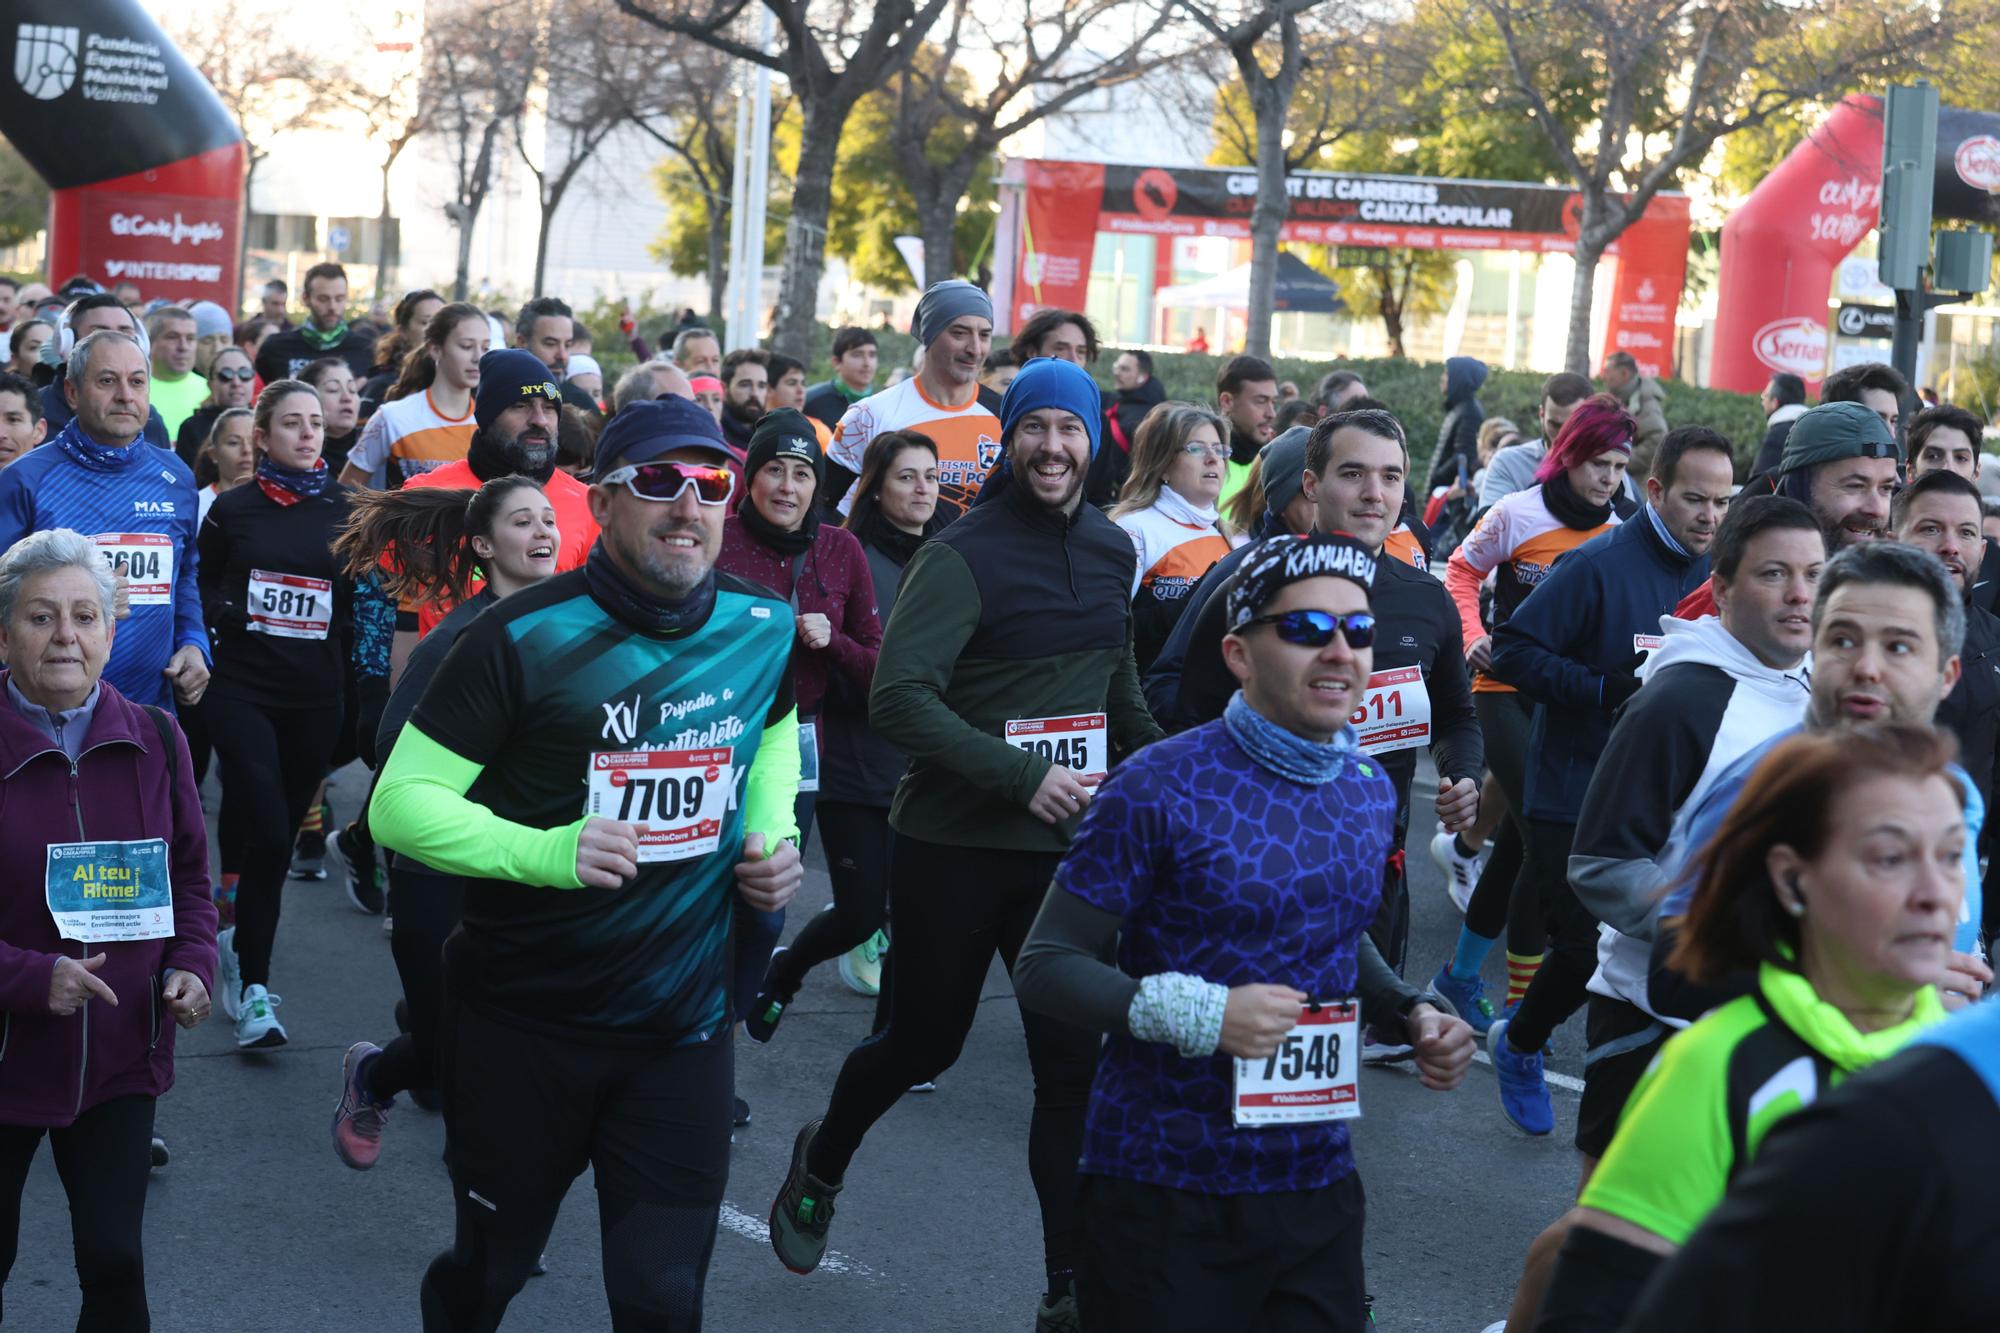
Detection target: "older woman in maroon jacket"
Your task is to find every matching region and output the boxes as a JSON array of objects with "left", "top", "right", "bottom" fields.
[
  {"left": 716, "top": 408, "right": 881, "bottom": 1122},
  {"left": 0, "top": 528, "right": 217, "bottom": 1331}
]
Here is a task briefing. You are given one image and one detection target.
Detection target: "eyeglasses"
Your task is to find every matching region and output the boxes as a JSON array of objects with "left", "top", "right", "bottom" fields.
[
  {"left": 1239, "top": 609, "right": 1376, "bottom": 649},
  {"left": 1178, "top": 443, "right": 1231, "bottom": 461},
  {"left": 212, "top": 368, "right": 255, "bottom": 382},
  {"left": 599, "top": 460, "right": 735, "bottom": 505}
]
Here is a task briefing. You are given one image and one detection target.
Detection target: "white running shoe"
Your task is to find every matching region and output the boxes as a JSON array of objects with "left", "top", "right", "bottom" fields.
[
  {"left": 838, "top": 930, "right": 888, "bottom": 997},
  {"left": 235, "top": 984, "right": 288, "bottom": 1049},
  {"left": 1430, "top": 829, "right": 1482, "bottom": 914},
  {"left": 216, "top": 926, "right": 242, "bottom": 1021}
]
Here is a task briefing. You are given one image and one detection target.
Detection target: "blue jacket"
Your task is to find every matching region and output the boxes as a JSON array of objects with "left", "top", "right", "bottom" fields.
[
  {"left": 0, "top": 422, "right": 209, "bottom": 710},
  {"left": 1491, "top": 507, "right": 1708, "bottom": 821}
]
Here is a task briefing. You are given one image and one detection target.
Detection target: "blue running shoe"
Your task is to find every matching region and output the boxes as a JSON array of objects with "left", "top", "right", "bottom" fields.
[
  {"left": 1489, "top": 1018, "right": 1553, "bottom": 1136},
  {"left": 1431, "top": 964, "right": 1496, "bottom": 1036}
]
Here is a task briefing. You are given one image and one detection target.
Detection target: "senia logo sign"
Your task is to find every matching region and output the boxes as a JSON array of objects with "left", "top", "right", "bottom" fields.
[
  {"left": 15, "top": 24, "right": 79, "bottom": 99},
  {"left": 1752, "top": 317, "right": 1828, "bottom": 378},
  {"left": 1956, "top": 135, "right": 2000, "bottom": 192}
]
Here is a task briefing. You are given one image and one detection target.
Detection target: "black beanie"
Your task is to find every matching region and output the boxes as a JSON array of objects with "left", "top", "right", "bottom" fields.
[{"left": 743, "top": 408, "right": 824, "bottom": 488}]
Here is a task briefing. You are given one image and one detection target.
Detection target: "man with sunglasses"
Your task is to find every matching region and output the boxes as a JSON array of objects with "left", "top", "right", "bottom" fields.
[
  {"left": 1014, "top": 531, "right": 1475, "bottom": 1331},
  {"left": 1143, "top": 410, "right": 1484, "bottom": 992},
  {"left": 368, "top": 396, "right": 806, "bottom": 1330},
  {"left": 769, "top": 356, "right": 1161, "bottom": 1330}
]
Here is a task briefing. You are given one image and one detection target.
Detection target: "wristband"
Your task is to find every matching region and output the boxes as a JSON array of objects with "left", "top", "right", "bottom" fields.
[{"left": 1128, "top": 972, "right": 1229, "bottom": 1058}]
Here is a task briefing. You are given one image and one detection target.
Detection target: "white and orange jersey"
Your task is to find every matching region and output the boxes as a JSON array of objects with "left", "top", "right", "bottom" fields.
[
  {"left": 1116, "top": 499, "right": 1241, "bottom": 671},
  {"left": 829, "top": 376, "right": 1000, "bottom": 516}
]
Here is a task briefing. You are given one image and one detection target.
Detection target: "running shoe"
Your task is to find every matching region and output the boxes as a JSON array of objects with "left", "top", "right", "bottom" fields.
[
  {"left": 733, "top": 1096, "right": 752, "bottom": 1127},
  {"left": 1430, "top": 829, "right": 1481, "bottom": 913},
  {"left": 1361, "top": 1027, "right": 1415, "bottom": 1064},
  {"left": 1431, "top": 963, "right": 1497, "bottom": 1036},
  {"left": 744, "top": 948, "right": 795, "bottom": 1044},
  {"left": 907, "top": 1081, "right": 937, "bottom": 1094},
  {"left": 838, "top": 930, "right": 888, "bottom": 997},
  {"left": 216, "top": 926, "right": 242, "bottom": 1021},
  {"left": 334, "top": 824, "right": 385, "bottom": 915},
  {"left": 1036, "top": 1283, "right": 1079, "bottom": 1333},
  {"left": 1488, "top": 1018, "right": 1553, "bottom": 1136},
  {"left": 150, "top": 1137, "right": 170, "bottom": 1169},
  {"left": 769, "top": 1119, "right": 840, "bottom": 1275},
  {"left": 291, "top": 836, "right": 328, "bottom": 881},
  {"left": 235, "top": 984, "right": 288, "bottom": 1050},
  {"left": 332, "top": 1041, "right": 393, "bottom": 1170}
]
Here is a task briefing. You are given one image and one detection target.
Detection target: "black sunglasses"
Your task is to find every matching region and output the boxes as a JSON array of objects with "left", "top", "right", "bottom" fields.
[{"left": 1240, "top": 609, "right": 1376, "bottom": 649}]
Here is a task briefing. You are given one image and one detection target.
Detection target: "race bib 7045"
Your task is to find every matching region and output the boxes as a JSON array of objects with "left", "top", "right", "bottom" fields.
[{"left": 1005, "top": 713, "right": 1108, "bottom": 788}]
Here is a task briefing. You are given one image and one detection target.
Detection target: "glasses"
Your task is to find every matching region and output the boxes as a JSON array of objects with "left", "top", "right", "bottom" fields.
[
  {"left": 1240, "top": 609, "right": 1376, "bottom": 649},
  {"left": 1178, "top": 443, "right": 1231, "bottom": 461},
  {"left": 212, "top": 368, "right": 255, "bottom": 382},
  {"left": 600, "top": 460, "right": 735, "bottom": 505}
]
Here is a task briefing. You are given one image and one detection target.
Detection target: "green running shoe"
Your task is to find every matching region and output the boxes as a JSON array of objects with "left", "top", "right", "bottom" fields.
[{"left": 769, "top": 1119, "right": 840, "bottom": 1275}]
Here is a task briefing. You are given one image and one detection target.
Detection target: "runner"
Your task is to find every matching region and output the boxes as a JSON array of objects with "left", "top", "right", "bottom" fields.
[
  {"left": 1012, "top": 531, "right": 1475, "bottom": 1332},
  {"left": 253, "top": 263, "right": 374, "bottom": 383},
  {"left": 368, "top": 396, "right": 803, "bottom": 1329},
  {"left": 1131, "top": 411, "right": 1481, "bottom": 989},
  {"left": 825, "top": 281, "right": 998, "bottom": 516},
  {"left": 0, "top": 329, "right": 210, "bottom": 713},
  {"left": 751, "top": 430, "right": 952, "bottom": 1018},
  {"left": 328, "top": 476, "right": 561, "bottom": 1166},
  {"left": 37, "top": 295, "right": 173, "bottom": 449},
  {"left": 765, "top": 353, "right": 831, "bottom": 446},
  {"left": 718, "top": 348, "right": 770, "bottom": 457},
  {"left": 171, "top": 344, "right": 255, "bottom": 468},
  {"left": 715, "top": 410, "right": 883, "bottom": 1117},
  {"left": 1676, "top": 400, "right": 1898, "bottom": 617},
  {"left": 1108, "top": 402, "right": 1242, "bottom": 673},
  {"left": 1215, "top": 355, "right": 1279, "bottom": 509},
  {"left": 1537, "top": 724, "right": 1962, "bottom": 1331},
  {"left": 803, "top": 326, "right": 877, "bottom": 430},
  {"left": 197, "top": 381, "right": 353, "bottom": 1049},
  {"left": 1461, "top": 428, "right": 1731, "bottom": 1064},
  {"left": 767, "top": 358, "right": 1162, "bottom": 1330},
  {"left": 0, "top": 372, "right": 44, "bottom": 472},
  {"left": 194, "top": 408, "right": 255, "bottom": 524},
  {"left": 1906, "top": 403, "right": 2000, "bottom": 615},
  {"left": 1477, "top": 373, "right": 1592, "bottom": 509},
  {"left": 301, "top": 357, "right": 364, "bottom": 476},
  {"left": 338, "top": 302, "right": 489, "bottom": 490},
  {"left": 1440, "top": 395, "right": 1632, "bottom": 1028},
  {"left": 1103, "top": 348, "right": 1166, "bottom": 504},
  {"left": 359, "top": 288, "right": 444, "bottom": 420}
]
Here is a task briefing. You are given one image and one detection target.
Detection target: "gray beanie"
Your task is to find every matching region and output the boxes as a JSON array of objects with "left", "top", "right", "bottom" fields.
[
  {"left": 910, "top": 280, "right": 993, "bottom": 347},
  {"left": 1259, "top": 426, "right": 1312, "bottom": 521}
]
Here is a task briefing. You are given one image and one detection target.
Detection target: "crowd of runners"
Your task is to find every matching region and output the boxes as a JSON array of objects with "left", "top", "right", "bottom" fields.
[{"left": 1, "top": 265, "right": 1998, "bottom": 1332}]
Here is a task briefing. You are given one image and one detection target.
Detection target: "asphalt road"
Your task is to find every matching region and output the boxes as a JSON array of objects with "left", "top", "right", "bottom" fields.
[{"left": 10, "top": 753, "right": 1590, "bottom": 1332}]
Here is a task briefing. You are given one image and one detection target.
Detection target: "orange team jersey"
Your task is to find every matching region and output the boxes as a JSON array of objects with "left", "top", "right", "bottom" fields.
[
  {"left": 1443, "top": 485, "right": 1618, "bottom": 693},
  {"left": 1117, "top": 502, "right": 1238, "bottom": 671},
  {"left": 400, "top": 460, "right": 600, "bottom": 634},
  {"left": 1383, "top": 523, "right": 1428, "bottom": 573},
  {"left": 346, "top": 388, "right": 477, "bottom": 488},
  {"left": 827, "top": 376, "right": 1000, "bottom": 516}
]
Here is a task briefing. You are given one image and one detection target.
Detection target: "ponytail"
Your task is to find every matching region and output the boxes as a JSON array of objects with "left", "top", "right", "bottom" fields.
[{"left": 333, "top": 476, "right": 547, "bottom": 606}]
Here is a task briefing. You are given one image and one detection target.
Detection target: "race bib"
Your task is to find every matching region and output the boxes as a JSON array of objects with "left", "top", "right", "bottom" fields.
[
  {"left": 586, "top": 748, "right": 733, "bottom": 864},
  {"left": 1005, "top": 712, "right": 1108, "bottom": 788},
  {"left": 247, "top": 569, "right": 334, "bottom": 640},
  {"left": 46, "top": 839, "right": 173, "bottom": 943},
  {"left": 1232, "top": 1001, "right": 1361, "bottom": 1127},
  {"left": 1349, "top": 666, "right": 1432, "bottom": 756},
  {"left": 798, "top": 721, "right": 820, "bottom": 795},
  {"left": 95, "top": 533, "right": 173, "bottom": 606}
]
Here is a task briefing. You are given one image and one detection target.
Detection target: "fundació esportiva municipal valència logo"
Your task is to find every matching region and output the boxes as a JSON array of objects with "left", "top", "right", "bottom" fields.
[{"left": 15, "top": 23, "right": 80, "bottom": 100}]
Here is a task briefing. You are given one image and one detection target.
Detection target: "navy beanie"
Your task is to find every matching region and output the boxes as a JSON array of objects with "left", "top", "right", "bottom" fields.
[
  {"left": 475, "top": 349, "right": 562, "bottom": 432},
  {"left": 999, "top": 357, "right": 1103, "bottom": 459}
]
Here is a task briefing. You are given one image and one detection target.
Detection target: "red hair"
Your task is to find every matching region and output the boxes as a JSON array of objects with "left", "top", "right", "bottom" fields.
[{"left": 1535, "top": 393, "right": 1636, "bottom": 483}]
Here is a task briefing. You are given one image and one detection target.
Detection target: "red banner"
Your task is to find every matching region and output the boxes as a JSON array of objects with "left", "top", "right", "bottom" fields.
[{"left": 46, "top": 144, "right": 245, "bottom": 311}]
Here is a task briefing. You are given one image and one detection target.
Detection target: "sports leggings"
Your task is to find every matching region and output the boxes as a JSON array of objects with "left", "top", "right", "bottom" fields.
[
  {"left": 769, "top": 800, "right": 892, "bottom": 996},
  {"left": 205, "top": 694, "right": 343, "bottom": 988},
  {"left": 1462, "top": 692, "right": 1535, "bottom": 950},
  {"left": 366, "top": 862, "right": 464, "bottom": 1103},
  {"left": 807, "top": 835, "right": 1100, "bottom": 1282},
  {"left": 1501, "top": 818, "right": 1602, "bottom": 1052},
  {"left": 0, "top": 1095, "right": 155, "bottom": 1331},
  {"left": 731, "top": 790, "right": 814, "bottom": 1022}
]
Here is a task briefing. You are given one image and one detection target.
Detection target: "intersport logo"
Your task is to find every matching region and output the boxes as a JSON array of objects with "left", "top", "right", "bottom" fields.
[{"left": 1752, "top": 317, "right": 1828, "bottom": 378}]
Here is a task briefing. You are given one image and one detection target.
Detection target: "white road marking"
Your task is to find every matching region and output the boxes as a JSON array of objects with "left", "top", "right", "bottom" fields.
[{"left": 717, "top": 1203, "right": 881, "bottom": 1279}]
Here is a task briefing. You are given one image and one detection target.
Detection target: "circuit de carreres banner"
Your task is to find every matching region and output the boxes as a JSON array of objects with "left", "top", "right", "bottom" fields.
[
  {"left": 2, "top": 0, "right": 245, "bottom": 309},
  {"left": 1012, "top": 160, "right": 1692, "bottom": 377}
]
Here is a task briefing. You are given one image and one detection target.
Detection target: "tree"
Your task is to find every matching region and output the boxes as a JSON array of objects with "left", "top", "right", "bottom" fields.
[
  {"left": 886, "top": 1, "right": 1178, "bottom": 287},
  {"left": 0, "top": 143, "right": 49, "bottom": 252},
  {"left": 329, "top": 10, "right": 435, "bottom": 298},
  {"left": 159, "top": 0, "right": 347, "bottom": 294},
  {"left": 1312, "top": 246, "right": 1457, "bottom": 357},
  {"left": 1474, "top": 0, "right": 2000, "bottom": 374},
  {"left": 1179, "top": 1, "right": 1410, "bottom": 360},
  {"left": 425, "top": 0, "right": 538, "bottom": 300},
  {"left": 613, "top": 0, "right": 952, "bottom": 358},
  {"left": 643, "top": 76, "right": 791, "bottom": 320}
]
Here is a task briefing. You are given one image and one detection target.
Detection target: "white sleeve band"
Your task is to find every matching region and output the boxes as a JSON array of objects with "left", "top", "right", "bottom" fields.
[{"left": 1127, "top": 972, "right": 1230, "bottom": 1058}]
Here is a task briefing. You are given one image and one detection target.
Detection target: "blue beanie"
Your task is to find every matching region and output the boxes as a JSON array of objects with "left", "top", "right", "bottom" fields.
[
  {"left": 475, "top": 349, "right": 562, "bottom": 432},
  {"left": 593, "top": 397, "right": 733, "bottom": 477},
  {"left": 999, "top": 356, "right": 1103, "bottom": 460}
]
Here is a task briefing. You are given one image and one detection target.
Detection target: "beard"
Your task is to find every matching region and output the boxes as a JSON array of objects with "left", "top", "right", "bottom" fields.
[{"left": 724, "top": 396, "right": 764, "bottom": 426}]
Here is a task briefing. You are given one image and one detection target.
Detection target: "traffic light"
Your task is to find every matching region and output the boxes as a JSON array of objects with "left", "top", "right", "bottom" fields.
[{"left": 1878, "top": 82, "right": 1939, "bottom": 290}]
